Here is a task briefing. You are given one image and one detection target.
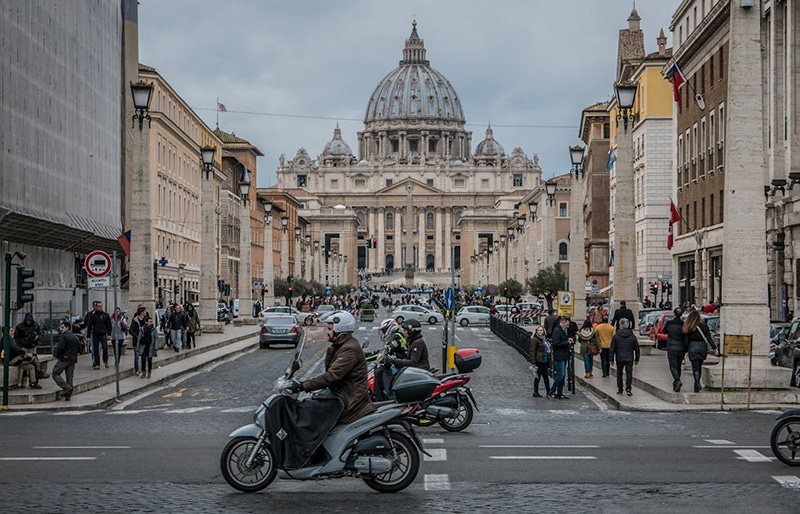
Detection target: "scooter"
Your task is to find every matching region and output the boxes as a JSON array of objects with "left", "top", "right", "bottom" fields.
[
  {"left": 771, "top": 409, "right": 800, "bottom": 466},
  {"left": 220, "top": 334, "right": 436, "bottom": 493}
]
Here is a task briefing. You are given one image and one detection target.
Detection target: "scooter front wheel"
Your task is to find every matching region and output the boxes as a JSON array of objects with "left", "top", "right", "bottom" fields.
[
  {"left": 439, "top": 397, "right": 474, "bottom": 432},
  {"left": 221, "top": 436, "right": 277, "bottom": 492},
  {"left": 362, "top": 431, "right": 420, "bottom": 493},
  {"left": 771, "top": 417, "right": 800, "bottom": 466}
]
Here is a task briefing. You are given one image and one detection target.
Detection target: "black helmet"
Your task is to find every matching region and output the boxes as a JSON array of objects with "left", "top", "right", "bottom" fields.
[{"left": 402, "top": 318, "right": 422, "bottom": 336}]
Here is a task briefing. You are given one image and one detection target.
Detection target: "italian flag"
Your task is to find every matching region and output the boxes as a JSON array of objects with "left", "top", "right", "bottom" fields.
[{"left": 667, "top": 200, "right": 681, "bottom": 250}]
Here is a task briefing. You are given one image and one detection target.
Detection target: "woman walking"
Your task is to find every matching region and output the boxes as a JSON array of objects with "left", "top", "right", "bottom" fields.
[
  {"left": 185, "top": 304, "right": 200, "bottom": 349},
  {"left": 138, "top": 316, "right": 157, "bottom": 379},
  {"left": 576, "top": 319, "right": 600, "bottom": 378},
  {"left": 682, "top": 310, "right": 719, "bottom": 392},
  {"left": 529, "top": 325, "right": 550, "bottom": 398},
  {"left": 110, "top": 308, "right": 127, "bottom": 369}
]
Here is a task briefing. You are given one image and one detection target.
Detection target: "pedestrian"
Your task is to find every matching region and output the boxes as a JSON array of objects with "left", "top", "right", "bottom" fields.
[
  {"left": 529, "top": 325, "right": 550, "bottom": 397},
  {"left": 543, "top": 310, "right": 559, "bottom": 338},
  {"left": 595, "top": 316, "right": 615, "bottom": 378},
  {"left": 167, "top": 304, "right": 187, "bottom": 352},
  {"left": 576, "top": 319, "right": 600, "bottom": 378},
  {"left": 664, "top": 308, "right": 687, "bottom": 392},
  {"left": 129, "top": 306, "right": 147, "bottom": 375},
  {"left": 110, "top": 307, "right": 127, "bottom": 368},
  {"left": 547, "top": 318, "right": 572, "bottom": 400},
  {"left": 137, "top": 315, "right": 157, "bottom": 379},
  {"left": 52, "top": 321, "right": 80, "bottom": 400},
  {"left": 8, "top": 332, "right": 43, "bottom": 389},
  {"left": 610, "top": 318, "right": 640, "bottom": 396},
  {"left": 682, "top": 310, "right": 719, "bottom": 393},
  {"left": 185, "top": 303, "right": 200, "bottom": 349},
  {"left": 85, "top": 301, "right": 112, "bottom": 370},
  {"left": 13, "top": 312, "right": 46, "bottom": 385},
  {"left": 611, "top": 300, "right": 635, "bottom": 330}
]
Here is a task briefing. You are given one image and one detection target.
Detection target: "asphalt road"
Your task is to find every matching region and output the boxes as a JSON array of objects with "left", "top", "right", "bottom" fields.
[{"left": 0, "top": 300, "right": 798, "bottom": 513}]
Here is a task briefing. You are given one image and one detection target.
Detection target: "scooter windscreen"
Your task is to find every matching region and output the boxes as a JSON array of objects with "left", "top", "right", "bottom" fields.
[{"left": 284, "top": 330, "right": 307, "bottom": 380}]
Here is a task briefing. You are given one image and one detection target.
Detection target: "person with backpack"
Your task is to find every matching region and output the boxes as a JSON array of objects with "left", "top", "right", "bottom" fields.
[
  {"left": 576, "top": 319, "right": 600, "bottom": 378},
  {"left": 529, "top": 325, "right": 550, "bottom": 398}
]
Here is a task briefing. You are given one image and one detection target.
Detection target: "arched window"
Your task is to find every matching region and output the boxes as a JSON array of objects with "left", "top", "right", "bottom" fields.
[
  {"left": 386, "top": 212, "right": 394, "bottom": 230},
  {"left": 426, "top": 212, "right": 434, "bottom": 230},
  {"left": 558, "top": 242, "right": 569, "bottom": 262},
  {"left": 426, "top": 254, "right": 435, "bottom": 271},
  {"left": 357, "top": 212, "right": 365, "bottom": 226}
]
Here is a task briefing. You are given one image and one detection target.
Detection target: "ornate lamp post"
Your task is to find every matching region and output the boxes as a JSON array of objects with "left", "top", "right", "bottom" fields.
[
  {"left": 544, "top": 181, "right": 557, "bottom": 267},
  {"left": 199, "top": 145, "right": 223, "bottom": 332},
  {"left": 237, "top": 174, "right": 253, "bottom": 318}
]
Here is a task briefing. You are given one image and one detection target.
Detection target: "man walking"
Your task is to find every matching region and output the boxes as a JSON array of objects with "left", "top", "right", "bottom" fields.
[
  {"left": 168, "top": 304, "right": 188, "bottom": 352},
  {"left": 85, "top": 301, "right": 112, "bottom": 370},
  {"left": 547, "top": 318, "right": 572, "bottom": 400},
  {"left": 611, "top": 300, "right": 635, "bottom": 330},
  {"left": 52, "top": 321, "right": 80, "bottom": 401},
  {"left": 595, "top": 316, "right": 615, "bottom": 378},
  {"left": 664, "top": 308, "right": 687, "bottom": 391},
  {"left": 610, "top": 318, "right": 640, "bottom": 396}
]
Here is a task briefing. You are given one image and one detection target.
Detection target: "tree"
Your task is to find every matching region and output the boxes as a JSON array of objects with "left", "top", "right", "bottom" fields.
[
  {"left": 464, "top": 285, "right": 478, "bottom": 296},
  {"left": 527, "top": 264, "right": 567, "bottom": 312},
  {"left": 332, "top": 284, "right": 353, "bottom": 296},
  {"left": 499, "top": 278, "right": 524, "bottom": 300},
  {"left": 273, "top": 277, "right": 289, "bottom": 298}
]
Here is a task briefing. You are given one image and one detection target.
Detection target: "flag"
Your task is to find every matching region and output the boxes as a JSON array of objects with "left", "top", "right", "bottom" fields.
[
  {"left": 606, "top": 146, "right": 617, "bottom": 173},
  {"left": 667, "top": 200, "right": 681, "bottom": 250},
  {"left": 672, "top": 62, "right": 686, "bottom": 109},
  {"left": 117, "top": 230, "right": 131, "bottom": 259},
  {"left": 217, "top": 102, "right": 227, "bottom": 112}
]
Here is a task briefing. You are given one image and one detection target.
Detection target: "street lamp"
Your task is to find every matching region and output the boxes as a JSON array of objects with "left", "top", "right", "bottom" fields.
[
  {"left": 569, "top": 145, "right": 586, "bottom": 178},
  {"left": 614, "top": 82, "right": 637, "bottom": 130},
  {"left": 238, "top": 176, "right": 251, "bottom": 204},
  {"left": 500, "top": 235, "right": 507, "bottom": 246},
  {"left": 281, "top": 216, "right": 289, "bottom": 232},
  {"left": 201, "top": 146, "right": 216, "bottom": 180},
  {"left": 295, "top": 227, "right": 301, "bottom": 240},
  {"left": 517, "top": 215, "right": 525, "bottom": 231},
  {"left": 545, "top": 181, "right": 557, "bottom": 205},
  {"left": 130, "top": 80, "right": 153, "bottom": 129},
  {"left": 263, "top": 201, "right": 273, "bottom": 225},
  {"left": 529, "top": 202, "right": 538, "bottom": 217},
  {"left": 493, "top": 240, "right": 499, "bottom": 252}
]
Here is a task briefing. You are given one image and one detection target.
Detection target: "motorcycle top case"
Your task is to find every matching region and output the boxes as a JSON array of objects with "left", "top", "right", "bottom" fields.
[
  {"left": 391, "top": 367, "right": 440, "bottom": 403},
  {"left": 454, "top": 348, "right": 482, "bottom": 373}
]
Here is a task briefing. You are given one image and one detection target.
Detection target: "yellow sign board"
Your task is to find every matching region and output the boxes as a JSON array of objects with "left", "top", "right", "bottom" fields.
[
  {"left": 723, "top": 334, "right": 753, "bottom": 356},
  {"left": 447, "top": 346, "right": 459, "bottom": 369},
  {"left": 557, "top": 290, "right": 575, "bottom": 317}
]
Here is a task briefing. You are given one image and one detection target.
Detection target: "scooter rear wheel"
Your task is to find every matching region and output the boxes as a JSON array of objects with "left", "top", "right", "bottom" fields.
[
  {"left": 362, "top": 431, "right": 420, "bottom": 493},
  {"left": 221, "top": 436, "right": 277, "bottom": 492},
  {"left": 439, "top": 398, "right": 474, "bottom": 432},
  {"left": 771, "top": 417, "right": 800, "bottom": 466}
]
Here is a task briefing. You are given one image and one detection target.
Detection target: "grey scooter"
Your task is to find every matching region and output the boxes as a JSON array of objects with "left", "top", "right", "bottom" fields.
[{"left": 220, "top": 334, "right": 431, "bottom": 493}]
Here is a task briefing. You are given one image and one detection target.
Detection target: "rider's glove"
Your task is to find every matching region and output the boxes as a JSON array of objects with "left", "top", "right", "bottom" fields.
[
  {"left": 385, "top": 355, "right": 397, "bottom": 365},
  {"left": 287, "top": 380, "right": 304, "bottom": 393}
]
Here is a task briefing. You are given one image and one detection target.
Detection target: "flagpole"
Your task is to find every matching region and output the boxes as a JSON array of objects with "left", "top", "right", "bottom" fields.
[{"left": 216, "top": 97, "right": 219, "bottom": 129}]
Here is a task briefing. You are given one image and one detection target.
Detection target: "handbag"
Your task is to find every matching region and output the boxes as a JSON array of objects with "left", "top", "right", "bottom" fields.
[{"left": 589, "top": 340, "right": 601, "bottom": 356}]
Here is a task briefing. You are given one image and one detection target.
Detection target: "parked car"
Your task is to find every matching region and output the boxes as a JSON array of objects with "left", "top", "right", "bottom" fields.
[
  {"left": 315, "top": 304, "right": 336, "bottom": 317},
  {"left": 650, "top": 312, "right": 676, "bottom": 349},
  {"left": 259, "top": 316, "right": 303, "bottom": 349},
  {"left": 494, "top": 304, "right": 514, "bottom": 321},
  {"left": 391, "top": 304, "right": 444, "bottom": 325},
  {"left": 773, "top": 318, "right": 800, "bottom": 387},
  {"left": 640, "top": 310, "right": 669, "bottom": 336},
  {"left": 259, "top": 306, "right": 313, "bottom": 325},
  {"left": 456, "top": 306, "right": 491, "bottom": 326},
  {"left": 638, "top": 307, "right": 663, "bottom": 327}
]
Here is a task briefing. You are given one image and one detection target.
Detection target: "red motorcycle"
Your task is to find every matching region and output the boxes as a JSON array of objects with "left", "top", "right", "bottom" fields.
[{"left": 368, "top": 348, "right": 481, "bottom": 432}]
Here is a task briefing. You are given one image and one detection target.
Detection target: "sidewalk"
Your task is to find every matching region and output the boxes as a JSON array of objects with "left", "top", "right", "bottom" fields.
[{"left": 1, "top": 325, "right": 259, "bottom": 411}]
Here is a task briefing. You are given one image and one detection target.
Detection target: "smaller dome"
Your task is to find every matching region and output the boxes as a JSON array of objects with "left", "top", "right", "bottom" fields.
[
  {"left": 475, "top": 125, "right": 505, "bottom": 156},
  {"left": 322, "top": 124, "right": 353, "bottom": 156},
  {"left": 358, "top": 159, "right": 370, "bottom": 166},
  {"left": 453, "top": 160, "right": 464, "bottom": 166}
]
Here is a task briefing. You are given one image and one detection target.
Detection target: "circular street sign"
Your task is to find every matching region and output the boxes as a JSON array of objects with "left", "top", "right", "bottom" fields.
[{"left": 84, "top": 250, "right": 112, "bottom": 278}]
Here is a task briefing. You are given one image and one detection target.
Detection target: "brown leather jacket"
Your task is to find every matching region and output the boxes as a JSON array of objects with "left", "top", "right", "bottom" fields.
[{"left": 302, "top": 333, "right": 376, "bottom": 424}]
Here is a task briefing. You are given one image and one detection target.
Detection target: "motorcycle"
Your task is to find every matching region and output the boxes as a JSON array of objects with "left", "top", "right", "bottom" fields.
[
  {"left": 220, "top": 334, "right": 436, "bottom": 493},
  {"left": 771, "top": 409, "right": 800, "bottom": 466},
  {"left": 368, "top": 348, "right": 482, "bottom": 432}
]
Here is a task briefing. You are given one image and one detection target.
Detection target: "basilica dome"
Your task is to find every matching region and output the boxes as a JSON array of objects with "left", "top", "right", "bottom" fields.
[
  {"left": 364, "top": 22, "right": 465, "bottom": 124},
  {"left": 322, "top": 124, "right": 353, "bottom": 155},
  {"left": 475, "top": 125, "right": 505, "bottom": 156}
]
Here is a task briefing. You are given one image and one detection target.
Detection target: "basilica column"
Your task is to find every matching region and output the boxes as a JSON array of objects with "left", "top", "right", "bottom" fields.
[
  {"left": 444, "top": 209, "right": 452, "bottom": 271},
  {"left": 368, "top": 208, "right": 376, "bottom": 272},
  {"left": 394, "top": 208, "right": 402, "bottom": 270},
  {"left": 418, "top": 209, "right": 426, "bottom": 270},
  {"left": 434, "top": 207, "right": 443, "bottom": 272},
  {"left": 281, "top": 224, "right": 290, "bottom": 278},
  {"left": 377, "top": 207, "right": 385, "bottom": 271}
]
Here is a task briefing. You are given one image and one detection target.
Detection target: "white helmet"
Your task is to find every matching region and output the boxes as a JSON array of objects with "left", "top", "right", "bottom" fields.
[
  {"left": 377, "top": 318, "right": 400, "bottom": 343},
  {"left": 329, "top": 311, "right": 356, "bottom": 335}
]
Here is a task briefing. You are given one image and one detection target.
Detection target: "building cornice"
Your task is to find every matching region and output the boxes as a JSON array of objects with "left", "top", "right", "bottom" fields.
[{"left": 670, "top": 0, "right": 730, "bottom": 71}]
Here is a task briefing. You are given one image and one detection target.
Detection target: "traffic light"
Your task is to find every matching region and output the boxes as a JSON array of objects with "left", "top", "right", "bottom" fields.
[
  {"left": 650, "top": 282, "right": 658, "bottom": 295},
  {"left": 503, "top": 285, "right": 508, "bottom": 297},
  {"left": 372, "top": 237, "right": 377, "bottom": 248},
  {"left": 174, "top": 283, "right": 180, "bottom": 295},
  {"left": 366, "top": 239, "right": 371, "bottom": 249},
  {"left": 16, "top": 266, "right": 35, "bottom": 308},
  {"left": 288, "top": 285, "right": 293, "bottom": 298}
]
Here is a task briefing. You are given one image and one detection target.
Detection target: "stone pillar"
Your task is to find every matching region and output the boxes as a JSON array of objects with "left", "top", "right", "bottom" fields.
[
  {"left": 280, "top": 227, "right": 289, "bottom": 278},
  {"left": 545, "top": 200, "right": 557, "bottom": 268},
  {"left": 263, "top": 221, "right": 274, "bottom": 307},
  {"left": 368, "top": 208, "right": 376, "bottom": 272},
  {"left": 418, "top": 209, "right": 426, "bottom": 270},
  {"left": 444, "top": 209, "right": 452, "bottom": 271},
  {"left": 569, "top": 174, "right": 586, "bottom": 320},
  {"left": 239, "top": 205, "right": 252, "bottom": 318},
  {"left": 294, "top": 232, "right": 301, "bottom": 279},
  {"left": 200, "top": 171, "right": 222, "bottom": 333},
  {"left": 394, "top": 207, "right": 402, "bottom": 271},
  {"left": 435, "top": 207, "right": 443, "bottom": 271},
  {"left": 377, "top": 207, "right": 385, "bottom": 272},
  {"left": 612, "top": 119, "right": 639, "bottom": 326},
  {"left": 129, "top": 121, "right": 155, "bottom": 317}
]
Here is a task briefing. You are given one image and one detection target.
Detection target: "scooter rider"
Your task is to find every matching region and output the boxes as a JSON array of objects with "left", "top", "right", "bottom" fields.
[
  {"left": 287, "top": 312, "right": 377, "bottom": 424},
  {"left": 386, "top": 319, "right": 430, "bottom": 371},
  {"left": 373, "top": 318, "right": 407, "bottom": 401}
]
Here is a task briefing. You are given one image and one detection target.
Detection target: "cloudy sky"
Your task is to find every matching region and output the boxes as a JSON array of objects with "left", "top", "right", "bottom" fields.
[{"left": 138, "top": 0, "right": 676, "bottom": 186}]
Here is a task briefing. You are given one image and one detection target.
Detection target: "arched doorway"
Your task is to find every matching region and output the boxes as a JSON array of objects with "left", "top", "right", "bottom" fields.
[
  {"left": 386, "top": 254, "right": 394, "bottom": 270},
  {"left": 426, "top": 254, "right": 434, "bottom": 271}
]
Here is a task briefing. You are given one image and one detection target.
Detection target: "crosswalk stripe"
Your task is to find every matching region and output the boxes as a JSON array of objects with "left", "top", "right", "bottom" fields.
[
  {"left": 359, "top": 326, "right": 366, "bottom": 331},
  {"left": 706, "top": 439, "right": 735, "bottom": 445},
  {"left": 423, "top": 438, "right": 444, "bottom": 445},
  {"left": 164, "top": 407, "right": 213, "bottom": 414},
  {"left": 424, "top": 448, "right": 447, "bottom": 462},
  {"left": 734, "top": 449, "right": 772, "bottom": 462},
  {"left": 220, "top": 407, "right": 255, "bottom": 413},
  {"left": 490, "top": 456, "right": 596, "bottom": 460},
  {"left": 773, "top": 476, "right": 800, "bottom": 490},
  {"left": 424, "top": 474, "right": 450, "bottom": 491}
]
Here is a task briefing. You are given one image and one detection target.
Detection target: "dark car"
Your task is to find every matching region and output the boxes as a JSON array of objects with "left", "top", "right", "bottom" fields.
[
  {"left": 260, "top": 316, "right": 303, "bottom": 349},
  {"left": 773, "top": 318, "right": 800, "bottom": 387}
]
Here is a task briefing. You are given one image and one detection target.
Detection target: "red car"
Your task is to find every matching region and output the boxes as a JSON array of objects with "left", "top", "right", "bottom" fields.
[{"left": 650, "top": 312, "right": 675, "bottom": 350}]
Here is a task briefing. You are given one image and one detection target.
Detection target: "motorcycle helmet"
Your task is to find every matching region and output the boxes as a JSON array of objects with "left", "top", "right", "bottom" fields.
[
  {"left": 401, "top": 318, "right": 422, "bottom": 336},
  {"left": 377, "top": 318, "right": 400, "bottom": 343},
  {"left": 329, "top": 311, "right": 357, "bottom": 335}
]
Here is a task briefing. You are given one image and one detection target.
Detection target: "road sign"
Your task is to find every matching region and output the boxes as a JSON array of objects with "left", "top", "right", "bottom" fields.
[
  {"left": 723, "top": 334, "right": 753, "bottom": 356},
  {"left": 557, "top": 290, "right": 575, "bottom": 317},
  {"left": 84, "top": 250, "right": 111, "bottom": 278},
  {"left": 445, "top": 287, "right": 454, "bottom": 311},
  {"left": 88, "top": 276, "right": 110, "bottom": 289},
  {"left": 325, "top": 287, "right": 332, "bottom": 296}
]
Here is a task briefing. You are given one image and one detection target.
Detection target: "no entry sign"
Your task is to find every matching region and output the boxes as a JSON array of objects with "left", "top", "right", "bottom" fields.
[{"left": 84, "top": 250, "right": 112, "bottom": 278}]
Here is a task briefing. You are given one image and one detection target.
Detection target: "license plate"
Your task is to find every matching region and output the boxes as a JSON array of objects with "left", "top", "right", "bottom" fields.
[
  {"left": 271, "top": 329, "right": 288, "bottom": 334},
  {"left": 478, "top": 318, "right": 488, "bottom": 323}
]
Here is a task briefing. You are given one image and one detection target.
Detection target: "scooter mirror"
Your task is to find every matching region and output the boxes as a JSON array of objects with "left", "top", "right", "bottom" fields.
[{"left": 362, "top": 340, "right": 370, "bottom": 350}]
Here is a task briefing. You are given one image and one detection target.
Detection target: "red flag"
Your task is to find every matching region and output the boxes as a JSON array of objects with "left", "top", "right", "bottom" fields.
[
  {"left": 672, "top": 63, "right": 686, "bottom": 109},
  {"left": 117, "top": 230, "right": 131, "bottom": 259},
  {"left": 217, "top": 102, "right": 227, "bottom": 112},
  {"left": 667, "top": 201, "right": 681, "bottom": 250}
]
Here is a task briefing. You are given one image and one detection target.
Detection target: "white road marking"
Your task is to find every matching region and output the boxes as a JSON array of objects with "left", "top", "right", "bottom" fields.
[
  {"left": 548, "top": 410, "right": 579, "bottom": 415},
  {"left": 489, "top": 456, "right": 596, "bottom": 460},
  {"left": 423, "top": 438, "right": 445, "bottom": 445},
  {"left": 54, "top": 411, "right": 102, "bottom": 416},
  {"left": 358, "top": 327, "right": 366, "bottom": 331},
  {"left": 33, "top": 446, "right": 130, "bottom": 450},
  {"left": 424, "top": 474, "right": 451, "bottom": 491},
  {"left": 424, "top": 448, "right": 447, "bottom": 462},
  {"left": 300, "top": 356, "right": 326, "bottom": 381},
  {"left": 0, "top": 411, "right": 38, "bottom": 416},
  {"left": 164, "top": 406, "right": 213, "bottom": 414},
  {"left": 773, "top": 476, "right": 800, "bottom": 490},
  {"left": 582, "top": 389, "right": 609, "bottom": 411},
  {"left": 480, "top": 445, "right": 599, "bottom": 449},
  {"left": 220, "top": 407, "right": 255, "bottom": 413},
  {"left": 494, "top": 408, "right": 526, "bottom": 416},
  {"left": 693, "top": 445, "right": 770, "bottom": 449},
  {"left": 107, "top": 409, "right": 165, "bottom": 415},
  {"left": 0, "top": 457, "right": 96, "bottom": 461},
  {"left": 733, "top": 449, "right": 772, "bottom": 462},
  {"left": 705, "top": 439, "right": 735, "bottom": 445}
]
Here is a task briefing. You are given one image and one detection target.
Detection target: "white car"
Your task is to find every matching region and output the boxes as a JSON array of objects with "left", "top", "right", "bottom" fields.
[
  {"left": 259, "top": 306, "right": 313, "bottom": 325},
  {"left": 391, "top": 305, "right": 444, "bottom": 325},
  {"left": 315, "top": 304, "right": 336, "bottom": 317},
  {"left": 456, "top": 306, "right": 491, "bottom": 326}
]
